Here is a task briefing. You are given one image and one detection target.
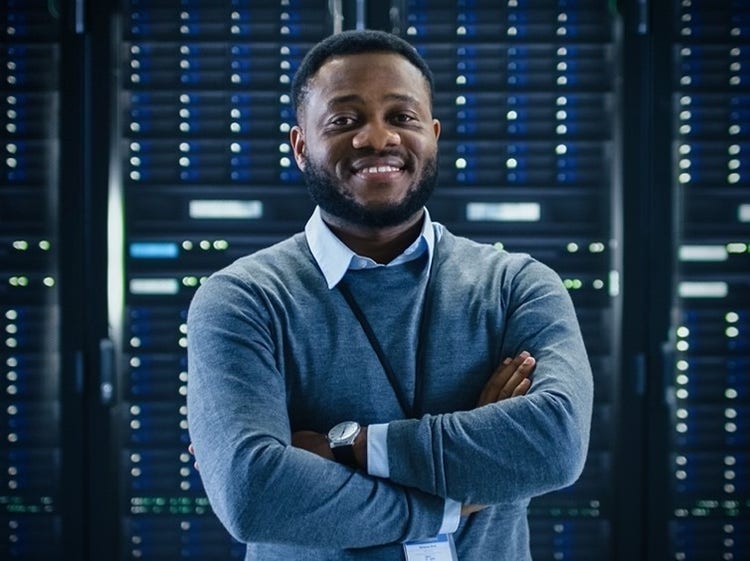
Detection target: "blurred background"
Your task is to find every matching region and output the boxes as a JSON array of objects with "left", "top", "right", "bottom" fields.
[{"left": 0, "top": 0, "right": 748, "bottom": 559}]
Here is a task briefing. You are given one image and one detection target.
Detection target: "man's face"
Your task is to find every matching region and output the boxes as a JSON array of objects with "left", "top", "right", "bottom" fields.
[{"left": 290, "top": 52, "right": 441, "bottom": 229}]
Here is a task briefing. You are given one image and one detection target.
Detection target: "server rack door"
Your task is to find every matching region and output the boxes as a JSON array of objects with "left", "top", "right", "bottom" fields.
[
  {"left": 658, "top": 1, "right": 750, "bottom": 559},
  {"left": 393, "top": 1, "right": 622, "bottom": 559},
  {"left": 0, "top": 1, "right": 68, "bottom": 559},
  {"left": 112, "top": 2, "right": 331, "bottom": 559}
]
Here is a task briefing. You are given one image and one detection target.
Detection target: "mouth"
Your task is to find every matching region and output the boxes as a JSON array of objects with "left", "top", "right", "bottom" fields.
[
  {"left": 351, "top": 157, "right": 408, "bottom": 180},
  {"left": 357, "top": 164, "right": 403, "bottom": 176}
]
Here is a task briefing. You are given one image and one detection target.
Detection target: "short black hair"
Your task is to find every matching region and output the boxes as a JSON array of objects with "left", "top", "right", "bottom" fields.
[{"left": 291, "top": 29, "right": 434, "bottom": 119}]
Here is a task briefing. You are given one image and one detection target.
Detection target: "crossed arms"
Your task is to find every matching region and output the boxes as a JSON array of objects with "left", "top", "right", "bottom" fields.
[
  {"left": 290, "top": 351, "right": 536, "bottom": 517},
  {"left": 186, "top": 257, "right": 593, "bottom": 549}
]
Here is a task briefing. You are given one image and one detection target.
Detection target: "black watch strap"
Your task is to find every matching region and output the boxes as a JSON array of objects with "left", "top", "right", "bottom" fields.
[{"left": 331, "top": 444, "right": 358, "bottom": 467}]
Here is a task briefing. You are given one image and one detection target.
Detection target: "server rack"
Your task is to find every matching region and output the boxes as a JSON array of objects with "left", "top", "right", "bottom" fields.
[
  {"left": 0, "top": 2, "right": 66, "bottom": 559},
  {"left": 657, "top": 1, "right": 750, "bottom": 560}
]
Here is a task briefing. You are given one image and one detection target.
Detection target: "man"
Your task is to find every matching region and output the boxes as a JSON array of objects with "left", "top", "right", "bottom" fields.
[{"left": 187, "top": 29, "right": 593, "bottom": 560}]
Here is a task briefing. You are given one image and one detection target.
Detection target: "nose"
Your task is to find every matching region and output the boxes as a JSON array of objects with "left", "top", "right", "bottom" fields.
[{"left": 352, "top": 121, "right": 401, "bottom": 150}]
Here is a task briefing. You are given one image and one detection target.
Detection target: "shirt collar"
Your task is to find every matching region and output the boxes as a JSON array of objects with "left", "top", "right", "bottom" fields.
[{"left": 304, "top": 206, "right": 437, "bottom": 289}]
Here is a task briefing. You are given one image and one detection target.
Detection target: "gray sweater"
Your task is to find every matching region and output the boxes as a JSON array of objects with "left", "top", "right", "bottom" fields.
[{"left": 186, "top": 227, "right": 593, "bottom": 560}]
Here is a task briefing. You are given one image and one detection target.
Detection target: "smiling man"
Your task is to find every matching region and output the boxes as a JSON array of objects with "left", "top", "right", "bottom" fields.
[
  {"left": 187, "top": 29, "right": 593, "bottom": 561},
  {"left": 290, "top": 42, "right": 442, "bottom": 264},
  {"left": 292, "top": 48, "right": 439, "bottom": 226}
]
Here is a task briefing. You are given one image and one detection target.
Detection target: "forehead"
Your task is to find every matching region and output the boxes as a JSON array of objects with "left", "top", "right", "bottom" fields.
[{"left": 306, "top": 52, "right": 431, "bottom": 110}]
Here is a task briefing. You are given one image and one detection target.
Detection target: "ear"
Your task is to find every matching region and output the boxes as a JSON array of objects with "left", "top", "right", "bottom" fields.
[
  {"left": 432, "top": 118, "right": 441, "bottom": 141},
  {"left": 290, "top": 125, "right": 306, "bottom": 171}
]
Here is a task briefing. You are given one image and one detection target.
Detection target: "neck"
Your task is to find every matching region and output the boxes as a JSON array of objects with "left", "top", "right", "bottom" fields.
[{"left": 321, "top": 209, "right": 425, "bottom": 264}]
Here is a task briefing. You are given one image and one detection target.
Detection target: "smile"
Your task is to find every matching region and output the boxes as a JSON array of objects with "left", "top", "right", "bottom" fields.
[{"left": 358, "top": 165, "right": 403, "bottom": 174}]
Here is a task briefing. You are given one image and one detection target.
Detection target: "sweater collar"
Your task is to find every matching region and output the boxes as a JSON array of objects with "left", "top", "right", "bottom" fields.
[{"left": 304, "top": 206, "right": 438, "bottom": 289}]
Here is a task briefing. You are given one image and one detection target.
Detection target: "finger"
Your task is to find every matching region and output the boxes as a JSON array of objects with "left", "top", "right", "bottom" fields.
[
  {"left": 461, "top": 503, "right": 487, "bottom": 516},
  {"left": 477, "top": 357, "right": 513, "bottom": 406},
  {"left": 480, "top": 353, "right": 534, "bottom": 405},
  {"left": 188, "top": 443, "right": 195, "bottom": 455},
  {"left": 511, "top": 377, "right": 531, "bottom": 397},
  {"left": 480, "top": 352, "right": 530, "bottom": 402},
  {"left": 501, "top": 356, "right": 535, "bottom": 396},
  {"left": 478, "top": 357, "right": 517, "bottom": 406}
]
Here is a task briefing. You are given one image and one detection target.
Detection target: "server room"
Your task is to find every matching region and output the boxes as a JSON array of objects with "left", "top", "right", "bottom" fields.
[{"left": 0, "top": 0, "right": 748, "bottom": 560}]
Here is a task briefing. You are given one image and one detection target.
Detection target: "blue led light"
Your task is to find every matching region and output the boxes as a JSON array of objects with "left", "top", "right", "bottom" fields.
[{"left": 129, "top": 242, "right": 179, "bottom": 259}]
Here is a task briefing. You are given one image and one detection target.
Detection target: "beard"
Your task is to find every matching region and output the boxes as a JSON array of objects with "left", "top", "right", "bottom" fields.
[{"left": 301, "top": 152, "right": 438, "bottom": 229}]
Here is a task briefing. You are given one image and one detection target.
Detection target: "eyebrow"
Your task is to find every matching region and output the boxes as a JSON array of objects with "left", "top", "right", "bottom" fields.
[{"left": 326, "top": 92, "right": 422, "bottom": 109}]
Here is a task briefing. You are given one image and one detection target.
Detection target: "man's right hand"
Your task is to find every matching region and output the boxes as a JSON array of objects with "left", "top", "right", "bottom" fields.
[{"left": 476, "top": 351, "right": 535, "bottom": 408}]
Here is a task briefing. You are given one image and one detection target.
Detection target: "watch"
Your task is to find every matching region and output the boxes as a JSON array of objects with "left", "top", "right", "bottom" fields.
[{"left": 327, "top": 421, "right": 361, "bottom": 467}]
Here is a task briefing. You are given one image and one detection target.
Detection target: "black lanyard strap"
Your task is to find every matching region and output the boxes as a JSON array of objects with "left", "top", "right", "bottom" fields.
[
  {"left": 338, "top": 281, "right": 413, "bottom": 418},
  {"left": 337, "top": 239, "right": 440, "bottom": 419}
]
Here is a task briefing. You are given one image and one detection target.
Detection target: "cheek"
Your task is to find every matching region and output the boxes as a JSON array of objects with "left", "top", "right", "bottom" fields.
[
  {"left": 411, "top": 140, "right": 438, "bottom": 169},
  {"left": 309, "top": 142, "right": 349, "bottom": 173},
  {"left": 405, "top": 131, "right": 437, "bottom": 155}
]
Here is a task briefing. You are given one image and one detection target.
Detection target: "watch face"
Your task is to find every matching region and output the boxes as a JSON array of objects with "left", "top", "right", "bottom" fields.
[{"left": 328, "top": 421, "right": 359, "bottom": 444}]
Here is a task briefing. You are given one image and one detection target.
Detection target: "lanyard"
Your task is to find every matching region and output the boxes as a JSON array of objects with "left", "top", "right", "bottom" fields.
[{"left": 337, "top": 243, "right": 439, "bottom": 419}]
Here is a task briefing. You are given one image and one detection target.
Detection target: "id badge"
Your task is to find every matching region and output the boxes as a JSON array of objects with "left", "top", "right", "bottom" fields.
[{"left": 403, "top": 534, "right": 458, "bottom": 561}]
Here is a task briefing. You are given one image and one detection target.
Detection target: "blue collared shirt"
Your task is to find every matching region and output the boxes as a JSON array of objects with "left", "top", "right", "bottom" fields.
[
  {"left": 304, "top": 205, "right": 440, "bottom": 289},
  {"left": 303, "top": 206, "right": 460, "bottom": 535}
]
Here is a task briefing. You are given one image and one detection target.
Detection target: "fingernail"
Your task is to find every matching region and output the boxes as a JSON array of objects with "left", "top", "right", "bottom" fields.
[{"left": 523, "top": 356, "right": 534, "bottom": 365}]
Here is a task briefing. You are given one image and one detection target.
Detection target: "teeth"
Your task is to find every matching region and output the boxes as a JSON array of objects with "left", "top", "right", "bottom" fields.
[{"left": 360, "top": 165, "right": 400, "bottom": 174}]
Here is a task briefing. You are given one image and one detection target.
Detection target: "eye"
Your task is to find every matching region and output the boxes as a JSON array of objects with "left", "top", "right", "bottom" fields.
[
  {"left": 329, "top": 115, "right": 357, "bottom": 127},
  {"left": 392, "top": 112, "right": 418, "bottom": 125}
]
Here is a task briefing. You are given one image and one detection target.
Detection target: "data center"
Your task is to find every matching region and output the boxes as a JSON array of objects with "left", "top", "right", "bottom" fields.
[{"left": 0, "top": 0, "right": 748, "bottom": 559}]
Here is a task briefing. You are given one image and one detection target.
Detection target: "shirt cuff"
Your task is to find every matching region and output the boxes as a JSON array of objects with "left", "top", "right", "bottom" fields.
[
  {"left": 438, "top": 498, "right": 461, "bottom": 535},
  {"left": 366, "top": 422, "right": 390, "bottom": 478},
  {"left": 368, "top": 422, "right": 459, "bottom": 535}
]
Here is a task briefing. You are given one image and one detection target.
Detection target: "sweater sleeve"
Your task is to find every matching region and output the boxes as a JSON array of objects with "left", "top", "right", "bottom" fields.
[
  {"left": 186, "top": 271, "right": 445, "bottom": 548},
  {"left": 385, "top": 258, "right": 594, "bottom": 505}
]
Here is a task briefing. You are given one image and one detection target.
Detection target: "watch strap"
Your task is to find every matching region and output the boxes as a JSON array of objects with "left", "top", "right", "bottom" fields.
[{"left": 331, "top": 444, "right": 358, "bottom": 467}]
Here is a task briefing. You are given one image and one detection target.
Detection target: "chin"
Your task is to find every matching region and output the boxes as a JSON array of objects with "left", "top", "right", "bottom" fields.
[{"left": 303, "top": 155, "right": 438, "bottom": 229}]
